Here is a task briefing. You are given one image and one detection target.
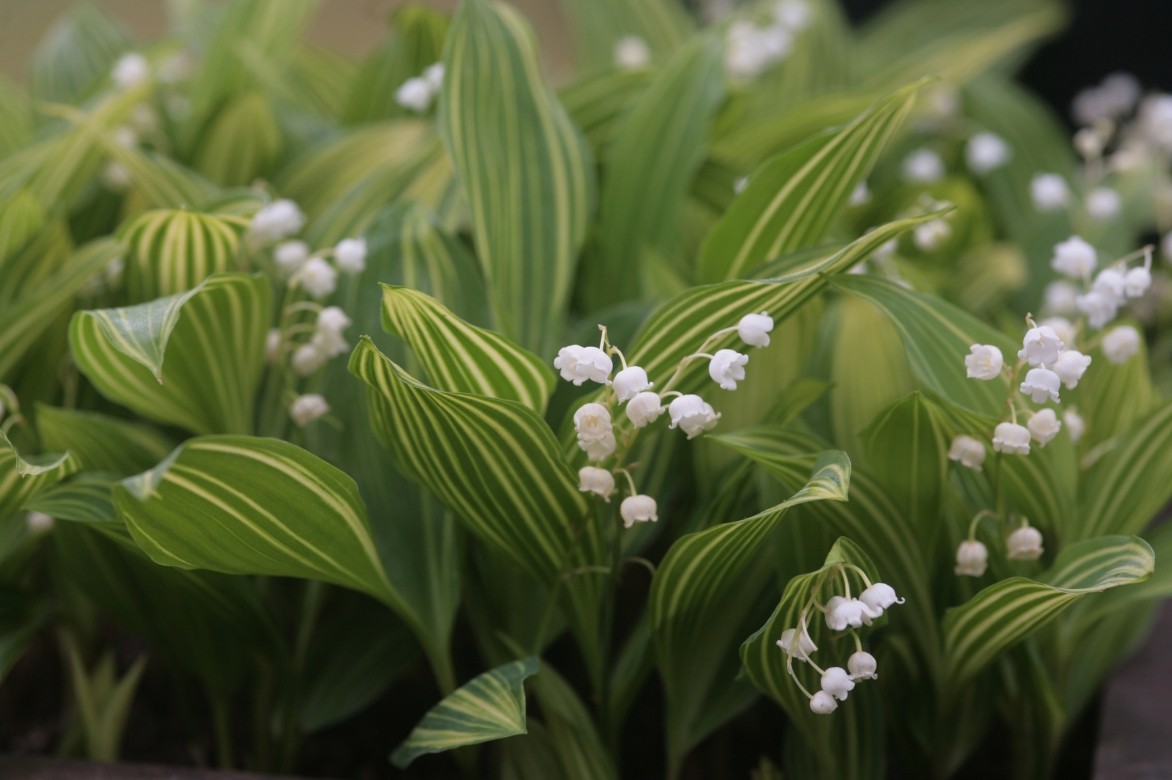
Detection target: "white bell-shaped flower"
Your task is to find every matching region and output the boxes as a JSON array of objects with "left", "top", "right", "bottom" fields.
[
  {"left": 776, "top": 626, "right": 817, "bottom": 661},
  {"left": 1102, "top": 325, "right": 1141, "bottom": 364},
  {"left": 1075, "top": 290, "right": 1118, "bottom": 329},
  {"left": 992, "top": 422, "right": 1031, "bottom": 455},
  {"left": 809, "top": 690, "right": 838, "bottom": 714},
  {"left": 955, "top": 540, "right": 989, "bottom": 577},
  {"left": 112, "top": 53, "right": 150, "bottom": 90},
  {"left": 824, "top": 596, "right": 864, "bottom": 631},
  {"left": 668, "top": 394, "right": 720, "bottom": 439},
  {"left": 626, "top": 392, "right": 665, "bottom": 428},
  {"left": 1043, "top": 281, "right": 1079, "bottom": 314},
  {"left": 578, "top": 467, "right": 615, "bottom": 501},
  {"left": 738, "top": 312, "right": 774, "bottom": 347},
  {"left": 614, "top": 35, "right": 651, "bottom": 70},
  {"left": 965, "top": 344, "right": 1004, "bottom": 380},
  {"left": 709, "top": 349, "right": 749, "bottom": 390},
  {"left": 580, "top": 431, "right": 617, "bottom": 462},
  {"left": 859, "top": 583, "right": 904, "bottom": 613},
  {"left": 774, "top": 0, "right": 813, "bottom": 30},
  {"left": 291, "top": 342, "right": 327, "bottom": 377},
  {"left": 1018, "top": 326, "right": 1064, "bottom": 367},
  {"left": 1039, "top": 317, "right": 1076, "bottom": 348},
  {"left": 1092, "top": 268, "right": 1127, "bottom": 305},
  {"left": 395, "top": 77, "right": 432, "bottom": 112},
  {"left": 1020, "top": 367, "right": 1061, "bottom": 404},
  {"left": 820, "top": 667, "right": 855, "bottom": 701},
  {"left": 422, "top": 63, "right": 445, "bottom": 91},
  {"left": 612, "top": 366, "right": 652, "bottom": 403},
  {"left": 554, "top": 345, "right": 613, "bottom": 385},
  {"left": 1031, "top": 173, "right": 1070, "bottom": 211},
  {"left": 1124, "top": 267, "right": 1151, "bottom": 298},
  {"left": 250, "top": 199, "right": 306, "bottom": 243},
  {"left": 1027, "top": 408, "right": 1062, "bottom": 446},
  {"left": 948, "top": 435, "right": 986, "bottom": 471},
  {"left": 298, "top": 258, "right": 338, "bottom": 300},
  {"left": 1086, "top": 188, "right": 1121, "bottom": 220},
  {"left": 1051, "top": 349, "right": 1091, "bottom": 389},
  {"left": 848, "top": 182, "right": 871, "bottom": 207},
  {"left": 274, "top": 240, "right": 310, "bottom": 279},
  {"left": 265, "top": 329, "right": 282, "bottom": 364},
  {"left": 620, "top": 494, "right": 658, "bottom": 529},
  {"left": 289, "top": 394, "right": 330, "bottom": 427},
  {"left": 913, "top": 219, "right": 952, "bottom": 251},
  {"left": 26, "top": 511, "right": 55, "bottom": 534},
  {"left": 334, "top": 238, "right": 367, "bottom": 274},
  {"left": 848, "top": 651, "right": 878, "bottom": 681},
  {"left": 574, "top": 403, "right": 612, "bottom": 440},
  {"left": 1050, "top": 236, "right": 1097, "bottom": 279},
  {"left": 966, "top": 132, "right": 1011, "bottom": 174},
  {"left": 902, "top": 148, "right": 945, "bottom": 183},
  {"left": 1007, "top": 525, "right": 1045, "bottom": 561},
  {"left": 1063, "top": 409, "right": 1086, "bottom": 443}
]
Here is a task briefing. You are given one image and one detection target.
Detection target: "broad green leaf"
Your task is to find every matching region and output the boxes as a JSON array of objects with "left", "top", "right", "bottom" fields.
[
  {"left": 114, "top": 435, "right": 400, "bottom": 609},
  {"left": 557, "top": 0, "right": 693, "bottom": 73},
  {"left": 832, "top": 274, "right": 1015, "bottom": 418},
  {"left": 191, "top": 91, "right": 282, "bottom": 186},
  {"left": 1076, "top": 401, "right": 1172, "bottom": 542},
  {"left": 560, "top": 69, "right": 650, "bottom": 154},
  {"left": 1076, "top": 332, "right": 1159, "bottom": 449},
  {"left": 98, "top": 143, "right": 221, "bottom": 211},
  {"left": 943, "top": 535, "right": 1154, "bottom": 685},
  {"left": 25, "top": 475, "right": 117, "bottom": 525},
  {"left": 439, "top": 0, "right": 595, "bottom": 355},
  {"left": 0, "top": 238, "right": 119, "bottom": 381},
  {"left": 585, "top": 36, "right": 724, "bottom": 306},
  {"left": 524, "top": 661, "right": 617, "bottom": 780},
  {"left": 70, "top": 273, "right": 270, "bottom": 434},
  {"left": 649, "top": 452, "right": 850, "bottom": 759},
  {"left": 29, "top": 3, "right": 132, "bottom": 105},
  {"left": 0, "top": 431, "right": 78, "bottom": 526},
  {"left": 344, "top": 5, "right": 450, "bottom": 124},
  {"left": 118, "top": 209, "right": 247, "bottom": 302},
  {"left": 350, "top": 338, "right": 585, "bottom": 583},
  {"left": 699, "top": 81, "right": 924, "bottom": 283},
  {"left": 740, "top": 537, "right": 886, "bottom": 780},
  {"left": 35, "top": 405, "right": 174, "bottom": 477},
  {"left": 380, "top": 285, "right": 554, "bottom": 414},
  {"left": 391, "top": 657, "right": 539, "bottom": 768}
]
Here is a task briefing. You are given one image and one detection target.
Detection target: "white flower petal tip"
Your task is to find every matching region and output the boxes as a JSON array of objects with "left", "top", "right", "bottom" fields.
[
  {"left": 289, "top": 394, "right": 330, "bottom": 427},
  {"left": 847, "top": 651, "right": 878, "bottom": 681},
  {"left": 955, "top": 540, "right": 989, "bottom": 577},
  {"left": 992, "top": 422, "right": 1031, "bottom": 455},
  {"left": 667, "top": 394, "right": 720, "bottom": 439},
  {"left": 1007, "top": 525, "right": 1045, "bottom": 561},
  {"left": 738, "top": 312, "right": 774, "bottom": 347},
  {"left": 776, "top": 627, "right": 818, "bottom": 661},
  {"left": 626, "top": 392, "right": 665, "bottom": 428},
  {"left": 577, "top": 467, "right": 615, "bottom": 501},
  {"left": 947, "top": 435, "right": 986, "bottom": 471},
  {"left": 554, "top": 345, "right": 613, "bottom": 385},
  {"left": 964, "top": 344, "right": 1004, "bottom": 380},
  {"left": 708, "top": 349, "right": 749, "bottom": 390},
  {"left": 820, "top": 667, "right": 855, "bottom": 701},
  {"left": 620, "top": 494, "right": 658, "bottom": 529},
  {"left": 809, "top": 690, "right": 838, "bottom": 714},
  {"left": 612, "top": 366, "right": 652, "bottom": 403}
]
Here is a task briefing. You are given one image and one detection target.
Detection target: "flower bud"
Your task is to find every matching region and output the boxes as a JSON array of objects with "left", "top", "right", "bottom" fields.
[
  {"left": 1027, "top": 409, "right": 1062, "bottom": 446},
  {"left": 809, "top": 690, "right": 838, "bottom": 714},
  {"left": 614, "top": 35, "right": 651, "bottom": 70},
  {"left": 334, "top": 238, "right": 367, "bottom": 274},
  {"left": 820, "top": 667, "right": 855, "bottom": 700},
  {"left": 992, "top": 422, "right": 1031, "bottom": 455},
  {"left": 626, "top": 392, "right": 665, "bottom": 428},
  {"left": 966, "top": 132, "right": 1011, "bottom": 174},
  {"left": 965, "top": 344, "right": 1004, "bottom": 380},
  {"left": 738, "top": 312, "right": 774, "bottom": 347},
  {"left": 902, "top": 148, "right": 944, "bottom": 183},
  {"left": 112, "top": 53, "right": 150, "bottom": 90},
  {"left": 1007, "top": 525, "right": 1044, "bottom": 561},
  {"left": 289, "top": 394, "right": 330, "bottom": 427},
  {"left": 1031, "top": 174, "right": 1070, "bottom": 211},
  {"left": 1019, "top": 367, "right": 1061, "bottom": 404},
  {"left": 578, "top": 467, "right": 615, "bottom": 501},
  {"left": 612, "top": 366, "right": 652, "bottom": 403},
  {"left": 948, "top": 435, "right": 986, "bottom": 470},
  {"left": 1086, "top": 188, "right": 1121, "bottom": 221},
  {"left": 848, "top": 651, "right": 878, "bottom": 681},
  {"left": 955, "top": 540, "right": 988, "bottom": 577},
  {"left": 620, "top": 494, "right": 658, "bottom": 529}
]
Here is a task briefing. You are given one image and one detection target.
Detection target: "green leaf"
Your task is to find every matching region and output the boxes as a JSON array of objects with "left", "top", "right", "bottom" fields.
[
  {"left": 391, "top": 657, "right": 540, "bottom": 768},
  {"left": 943, "top": 535, "right": 1154, "bottom": 685},
  {"left": 29, "top": 3, "right": 133, "bottom": 105},
  {"left": 585, "top": 36, "right": 724, "bottom": 306},
  {"left": 114, "top": 435, "right": 399, "bottom": 608},
  {"left": 36, "top": 406, "right": 174, "bottom": 477},
  {"left": 1076, "top": 331, "right": 1159, "bottom": 450},
  {"left": 439, "top": 0, "right": 595, "bottom": 355},
  {"left": 649, "top": 452, "right": 850, "bottom": 759},
  {"left": 25, "top": 475, "right": 117, "bottom": 525},
  {"left": 560, "top": 69, "right": 650, "bottom": 154},
  {"left": 69, "top": 273, "right": 270, "bottom": 434},
  {"left": 832, "top": 274, "right": 1016, "bottom": 418},
  {"left": 344, "top": 5, "right": 450, "bottom": 124},
  {"left": 740, "top": 537, "right": 886, "bottom": 780},
  {"left": 192, "top": 91, "right": 283, "bottom": 186},
  {"left": 1, "top": 432, "right": 78, "bottom": 526},
  {"left": 557, "top": 0, "right": 693, "bottom": 73},
  {"left": 350, "top": 338, "right": 585, "bottom": 583},
  {"left": 380, "top": 285, "right": 554, "bottom": 414},
  {"left": 699, "top": 81, "right": 925, "bottom": 283},
  {"left": 118, "top": 209, "right": 247, "bottom": 302}
]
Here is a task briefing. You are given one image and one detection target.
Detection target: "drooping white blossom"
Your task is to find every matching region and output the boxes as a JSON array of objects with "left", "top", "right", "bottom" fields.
[
  {"left": 1075, "top": 290, "right": 1118, "bottom": 329},
  {"left": 395, "top": 77, "right": 432, "bottom": 113},
  {"left": 848, "top": 651, "right": 878, "bottom": 681},
  {"left": 612, "top": 366, "right": 652, "bottom": 403},
  {"left": 773, "top": 0, "right": 813, "bottom": 30},
  {"left": 315, "top": 306, "right": 352, "bottom": 357},
  {"left": 274, "top": 240, "right": 310, "bottom": 278},
  {"left": 250, "top": 200, "right": 306, "bottom": 243},
  {"left": 620, "top": 494, "right": 658, "bottom": 528},
  {"left": 824, "top": 596, "right": 865, "bottom": 631},
  {"left": 626, "top": 391, "right": 665, "bottom": 428},
  {"left": 1063, "top": 409, "right": 1086, "bottom": 443},
  {"left": 859, "top": 583, "right": 904, "bottom": 613},
  {"left": 738, "top": 312, "right": 774, "bottom": 347},
  {"left": 955, "top": 540, "right": 988, "bottom": 577},
  {"left": 297, "top": 258, "right": 338, "bottom": 300},
  {"left": 554, "top": 345, "right": 613, "bottom": 385},
  {"left": 422, "top": 63, "right": 445, "bottom": 92},
  {"left": 809, "top": 690, "right": 838, "bottom": 714},
  {"left": 1027, "top": 408, "right": 1062, "bottom": 446},
  {"left": 1086, "top": 188, "right": 1121, "bottom": 221},
  {"left": 820, "top": 667, "right": 855, "bottom": 701},
  {"left": 1031, "top": 173, "right": 1071, "bottom": 211},
  {"left": 334, "top": 238, "right": 367, "bottom": 274},
  {"left": 1043, "top": 281, "right": 1079, "bottom": 314},
  {"left": 1020, "top": 367, "right": 1062, "bottom": 404},
  {"left": 1018, "top": 325, "right": 1064, "bottom": 366},
  {"left": 848, "top": 181, "right": 871, "bottom": 207},
  {"left": 1102, "top": 325, "right": 1141, "bottom": 363},
  {"left": 902, "top": 148, "right": 945, "bottom": 184},
  {"left": 948, "top": 435, "right": 986, "bottom": 471},
  {"left": 667, "top": 394, "right": 720, "bottom": 438},
  {"left": 112, "top": 53, "right": 150, "bottom": 90},
  {"left": 578, "top": 467, "right": 615, "bottom": 501},
  {"left": 1092, "top": 268, "right": 1127, "bottom": 305},
  {"left": 1007, "top": 525, "right": 1045, "bottom": 561},
  {"left": 289, "top": 394, "right": 330, "bottom": 427},
  {"left": 265, "top": 328, "right": 282, "bottom": 364},
  {"left": 574, "top": 403, "right": 612, "bottom": 440},
  {"left": 614, "top": 36, "right": 651, "bottom": 70},
  {"left": 777, "top": 626, "right": 818, "bottom": 661},
  {"left": 708, "top": 349, "right": 749, "bottom": 390},
  {"left": 1124, "top": 267, "right": 1151, "bottom": 298},
  {"left": 26, "top": 511, "right": 54, "bottom": 535},
  {"left": 1039, "top": 317, "right": 1077, "bottom": 348},
  {"left": 913, "top": 219, "right": 952, "bottom": 251},
  {"left": 966, "top": 132, "right": 1011, "bottom": 174},
  {"left": 965, "top": 344, "right": 1004, "bottom": 380},
  {"left": 291, "top": 343, "right": 328, "bottom": 376},
  {"left": 992, "top": 422, "right": 1031, "bottom": 455},
  {"left": 1050, "top": 236, "right": 1097, "bottom": 279},
  {"left": 1050, "top": 349, "right": 1091, "bottom": 389},
  {"left": 580, "top": 432, "right": 617, "bottom": 462}
]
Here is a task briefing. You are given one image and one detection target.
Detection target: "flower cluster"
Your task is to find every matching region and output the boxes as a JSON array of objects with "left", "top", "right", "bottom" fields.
[
  {"left": 724, "top": 1, "right": 811, "bottom": 80},
  {"left": 559, "top": 312, "right": 775, "bottom": 529},
  {"left": 395, "top": 63, "right": 445, "bottom": 113},
  {"left": 250, "top": 200, "right": 367, "bottom": 300},
  {"left": 953, "top": 513, "right": 1045, "bottom": 578},
  {"left": 776, "top": 568, "right": 904, "bottom": 715}
]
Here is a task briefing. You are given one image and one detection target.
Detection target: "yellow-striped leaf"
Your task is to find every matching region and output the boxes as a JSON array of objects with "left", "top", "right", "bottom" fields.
[
  {"left": 118, "top": 209, "right": 247, "bottom": 302},
  {"left": 943, "top": 535, "right": 1154, "bottom": 685},
  {"left": 585, "top": 35, "right": 724, "bottom": 306},
  {"left": 699, "top": 81, "right": 924, "bottom": 283},
  {"left": 1, "top": 431, "right": 77, "bottom": 526},
  {"left": 649, "top": 451, "right": 850, "bottom": 760},
  {"left": 560, "top": 69, "right": 650, "bottom": 154},
  {"left": 192, "top": 91, "right": 283, "bottom": 186},
  {"left": 391, "top": 657, "right": 539, "bottom": 768},
  {"left": 380, "top": 285, "right": 554, "bottom": 414},
  {"left": 69, "top": 273, "right": 270, "bottom": 435},
  {"left": 439, "top": 0, "right": 595, "bottom": 355},
  {"left": 29, "top": 3, "right": 132, "bottom": 105},
  {"left": 36, "top": 405, "right": 174, "bottom": 477},
  {"left": 114, "top": 435, "right": 400, "bottom": 609},
  {"left": 349, "top": 338, "right": 585, "bottom": 583},
  {"left": 740, "top": 537, "right": 886, "bottom": 780},
  {"left": 832, "top": 274, "right": 1016, "bottom": 418}
]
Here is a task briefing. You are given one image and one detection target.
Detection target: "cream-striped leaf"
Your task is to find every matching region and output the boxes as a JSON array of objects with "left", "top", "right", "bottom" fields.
[
  {"left": 832, "top": 274, "right": 1015, "bottom": 418},
  {"left": 36, "top": 405, "right": 174, "bottom": 477},
  {"left": 649, "top": 451, "right": 850, "bottom": 759},
  {"left": 192, "top": 91, "right": 283, "bottom": 186},
  {"left": 28, "top": 3, "right": 131, "bottom": 104},
  {"left": 114, "top": 435, "right": 400, "bottom": 609},
  {"left": 349, "top": 337, "right": 585, "bottom": 582},
  {"left": 740, "top": 537, "right": 885, "bottom": 780},
  {"left": 69, "top": 273, "right": 270, "bottom": 435},
  {"left": 560, "top": 69, "right": 650, "bottom": 154},
  {"left": 585, "top": 36, "right": 724, "bottom": 306},
  {"left": 699, "top": 81, "right": 925, "bottom": 283},
  {"left": 118, "top": 209, "right": 247, "bottom": 302},
  {"left": 391, "top": 657, "right": 539, "bottom": 768},
  {"left": 0, "top": 431, "right": 78, "bottom": 526},
  {"left": 439, "top": 0, "right": 595, "bottom": 356},
  {"left": 380, "top": 285, "right": 554, "bottom": 414},
  {"left": 943, "top": 535, "right": 1154, "bottom": 685}
]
